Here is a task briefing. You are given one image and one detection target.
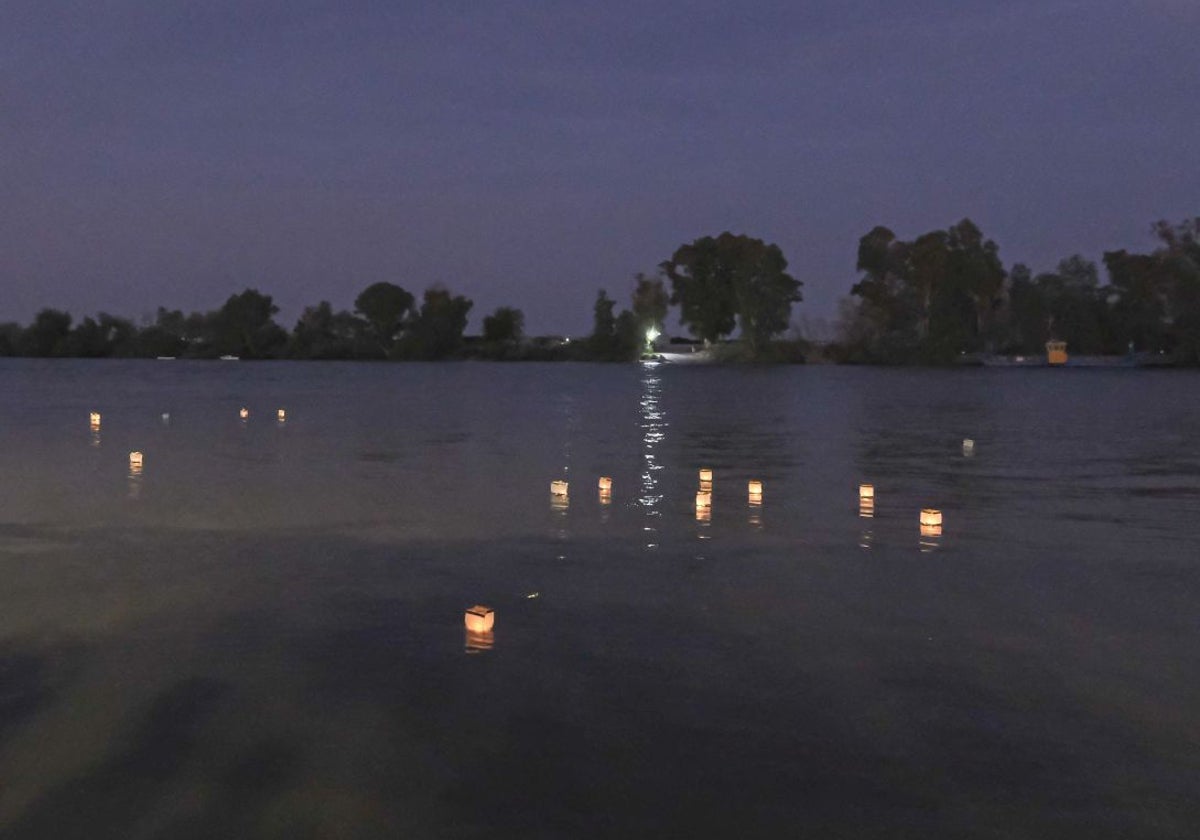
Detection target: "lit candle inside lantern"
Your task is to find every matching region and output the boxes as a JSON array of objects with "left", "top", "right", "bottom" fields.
[
  {"left": 859, "top": 483, "right": 874, "bottom": 500},
  {"left": 277, "top": 408, "right": 286, "bottom": 422},
  {"left": 598, "top": 476, "right": 612, "bottom": 492},
  {"left": 89, "top": 411, "right": 101, "bottom": 428},
  {"left": 239, "top": 407, "right": 249, "bottom": 420},
  {"left": 920, "top": 508, "right": 943, "bottom": 528},
  {"left": 550, "top": 480, "right": 568, "bottom": 497},
  {"left": 695, "top": 490, "right": 712, "bottom": 509},
  {"left": 699, "top": 468, "right": 713, "bottom": 483},
  {"left": 464, "top": 605, "right": 494, "bottom": 634}
]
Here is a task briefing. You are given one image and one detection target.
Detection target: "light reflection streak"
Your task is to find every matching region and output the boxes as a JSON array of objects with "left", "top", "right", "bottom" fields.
[{"left": 638, "top": 364, "right": 665, "bottom": 550}]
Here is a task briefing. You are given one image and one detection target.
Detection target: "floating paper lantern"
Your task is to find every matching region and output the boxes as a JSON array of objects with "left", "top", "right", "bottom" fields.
[
  {"left": 239, "top": 407, "right": 249, "bottom": 420},
  {"left": 695, "top": 490, "right": 712, "bottom": 509},
  {"left": 89, "top": 412, "right": 101, "bottom": 428},
  {"left": 161, "top": 412, "right": 170, "bottom": 424},
  {"left": 464, "top": 605, "right": 494, "bottom": 634},
  {"left": 129, "top": 451, "right": 143, "bottom": 468},
  {"left": 748, "top": 480, "right": 763, "bottom": 495},
  {"left": 699, "top": 468, "right": 713, "bottom": 483},
  {"left": 598, "top": 476, "right": 612, "bottom": 492},
  {"left": 699, "top": 479, "right": 712, "bottom": 494},
  {"left": 550, "top": 480, "right": 568, "bottom": 497},
  {"left": 277, "top": 409, "right": 286, "bottom": 422},
  {"left": 962, "top": 438, "right": 975, "bottom": 456},
  {"left": 859, "top": 484, "right": 874, "bottom": 500},
  {"left": 920, "top": 523, "right": 943, "bottom": 539},
  {"left": 920, "top": 508, "right": 942, "bottom": 528}
]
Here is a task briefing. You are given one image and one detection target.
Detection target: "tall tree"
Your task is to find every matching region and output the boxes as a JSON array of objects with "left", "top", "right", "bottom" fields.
[
  {"left": 404, "top": 287, "right": 472, "bottom": 359},
  {"left": 482, "top": 306, "right": 524, "bottom": 346},
  {"left": 354, "top": 282, "right": 415, "bottom": 357},
  {"left": 662, "top": 232, "right": 801, "bottom": 353},
  {"left": 212, "top": 289, "right": 287, "bottom": 358},
  {"left": 19, "top": 309, "right": 72, "bottom": 357},
  {"left": 631, "top": 272, "right": 669, "bottom": 337}
]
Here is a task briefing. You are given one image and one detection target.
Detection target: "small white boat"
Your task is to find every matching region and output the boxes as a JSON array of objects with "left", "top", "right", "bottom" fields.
[
  {"left": 156, "top": 356, "right": 176, "bottom": 360},
  {"left": 219, "top": 355, "right": 240, "bottom": 361}
]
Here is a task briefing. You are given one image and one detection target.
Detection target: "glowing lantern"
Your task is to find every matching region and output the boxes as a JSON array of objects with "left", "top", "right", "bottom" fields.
[
  {"left": 962, "top": 438, "right": 975, "bottom": 456},
  {"left": 859, "top": 484, "right": 874, "bottom": 500},
  {"left": 129, "top": 451, "right": 143, "bottom": 468},
  {"left": 748, "top": 480, "right": 763, "bottom": 504},
  {"left": 89, "top": 412, "right": 101, "bottom": 428},
  {"left": 699, "top": 468, "right": 713, "bottom": 483},
  {"left": 695, "top": 490, "right": 712, "bottom": 509},
  {"left": 239, "top": 407, "right": 249, "bottom": 420},
  {"left": 464, "top": 605, "right": 494, "bottom": 634},
  {"left": 598, "top": 476, "right": 612, "bottom": 492},
  {"left": 161, "top": 412, "right": 170, "bottom": 424},
  {"left": 920, "top": 509, "right": 942, "bottom": 528},
  {"left": 920, "top": 523, "right": 943, "bottom": 538},
  {"left": 550, "top": 480, "right": 568, "bottom": 497},
  {"left": 277, "top": 409, "right": 286, "bottom": 422}
]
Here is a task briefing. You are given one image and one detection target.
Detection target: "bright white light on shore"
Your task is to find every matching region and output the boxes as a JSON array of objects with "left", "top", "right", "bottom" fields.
[{"left": 646, "top": 327, "right": 660, "bottom": 343}]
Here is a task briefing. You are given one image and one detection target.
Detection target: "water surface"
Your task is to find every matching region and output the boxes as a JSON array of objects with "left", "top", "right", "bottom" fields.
[{"left": 0, "top": 360, "right": 1197, "bottom": 838}]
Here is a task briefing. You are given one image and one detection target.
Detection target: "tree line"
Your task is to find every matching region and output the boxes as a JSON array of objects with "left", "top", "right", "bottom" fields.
[
  {"left": 2, "top": 218, "right": 1196, "bottom": 364},
  {"left": 0, "top": 232, "right": 806, "bottom": 362},
  {"left": 833, "top": 217, "right": 1200, "bottom": 364}
]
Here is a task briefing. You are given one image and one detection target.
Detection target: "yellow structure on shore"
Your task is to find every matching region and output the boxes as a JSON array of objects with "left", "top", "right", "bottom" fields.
[{"left": 1046, "top": 340, "right": 1068, "bottom": 365}]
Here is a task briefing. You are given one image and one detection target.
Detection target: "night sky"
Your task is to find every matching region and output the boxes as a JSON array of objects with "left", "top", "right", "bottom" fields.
[{"left": 4, "top": 1, "right": 1197, "bottom": 336}]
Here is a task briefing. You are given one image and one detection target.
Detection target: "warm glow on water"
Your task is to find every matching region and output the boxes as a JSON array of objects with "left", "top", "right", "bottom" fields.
[{"left": 0, "top": 360, "right": 1198, "bottom": 837}]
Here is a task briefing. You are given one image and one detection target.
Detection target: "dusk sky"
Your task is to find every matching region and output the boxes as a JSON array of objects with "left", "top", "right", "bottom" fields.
[{"left": 4, "top": 0, "right": 1197, "bottom": 336}]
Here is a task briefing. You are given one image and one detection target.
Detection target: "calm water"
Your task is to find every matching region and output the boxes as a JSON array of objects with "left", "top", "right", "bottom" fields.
[{"left": 0, "top": 359, "right": 1197, "bottom": 838}]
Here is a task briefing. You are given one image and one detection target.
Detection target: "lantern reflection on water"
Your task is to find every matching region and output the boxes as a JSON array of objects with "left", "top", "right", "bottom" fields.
[
  {"left": 699, "top": 479, "right": 712, "bottom": 494},
  {"left": 699, "top": 468, "right": 713, "bottom": 483},
  {"left": 695, "top": 506, "right": 711, "bottom": 523},
  {"left": 859, "top": 499, "right": 875, "bottom": 518},
  {"left": 599, "top": 487, "right": 612, "bottom": 506},
  {"left": 695, "top": 490, "right": 712, "bottom": 510}
]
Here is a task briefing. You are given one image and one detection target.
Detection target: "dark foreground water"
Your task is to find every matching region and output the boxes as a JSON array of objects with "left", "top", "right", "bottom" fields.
[{"left": 0, "top": 359, "right": 1197, "bottom": 838}]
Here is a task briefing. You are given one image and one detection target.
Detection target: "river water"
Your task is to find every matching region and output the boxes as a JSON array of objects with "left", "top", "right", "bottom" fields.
[{"left": 0, "top": 359, "right": 1197, "bottom": 838}]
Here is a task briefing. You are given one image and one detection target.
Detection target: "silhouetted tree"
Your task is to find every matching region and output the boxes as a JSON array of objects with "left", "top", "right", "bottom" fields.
[
  {"left": 482, "top": 306, "right": 524, "bottom": 347},
  {"left": 662, "top": 232, "right": 801, "bottom": 354},
  {"left": 631, "top": 272, "right": 669, "bottom": 337},
  {"left": 354, "top": 282, "right": 415, "bottom": 358},
  {"left": 212, "top": 289, "right": 287, "bottom": 358},
  {"left": 403, "top": 287, "right": 472, "bottom": 359},
  {"left": 20, "top": 309, "right": 72, "bottom": 357}
]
